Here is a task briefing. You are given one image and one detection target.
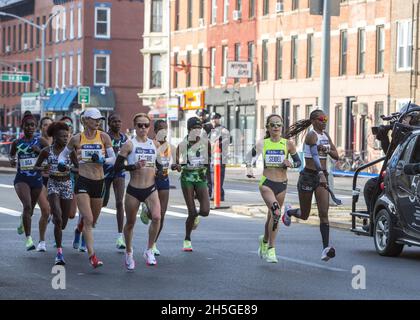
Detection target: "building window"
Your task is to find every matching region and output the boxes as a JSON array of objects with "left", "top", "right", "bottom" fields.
[
  {"left": 49, "top": 15, "right": 53, "bottom": 43},
  {"left": 357, "top": 28, "right": 365, "bottom": 74},
  {"left": 186, "top": 51, "right": 192, "bottom": 87},
  {"left": 248, "top": 41, "right": 254, "bottom": 82},
  {"left": 223, "top": 0, "right": 229, "bottom": 23},
  {"left": 198, "top": 49, "right": 204, "bottom": 86},
  {"left": 263, "top": 0, "right": 269, "bottom": 15},
  {"left": 151, "top": 0, "right": 163, "bottom": 32},
  {"left": 69, "top": 9, "right": 74, "bottom": 40},
  {"left": 234, "top": 43, "right": 241, "bottom": 83},
  {"left": 150, "top": 54, "right": 162, "bottom": 88},
  {"left": 2, "top": 27, "right": 6, "bottom": 53},
  {"left": 210, "top": 47, "right": 216, "bottom": 86},
  {"left": 291, "top": 35, "right": 298, "bottom": 79},
  {"left": 77, "top": 52, "right": 82, "bottom": 85},
  {"left": 397, "top": 20, "right": 413, "bottom": 71},
  {"left": 55, "top": 57, "right": 59, "bottom": 88},
  {"left": 199, "top": 0, "right": 205, "bottom": 20},
  {"left": 62, "top": 10, "right": 67, "bottom": 41},
  {"left": 175, "top": 0, "right": 180, "bottom": 30},
  {"left": 174, "top": 52, "right": 178, "bottom": 88},
  {"left": 55, "top": 14, "right": 60, "bottom": 43},
  {"left": 335, "top": 104, "right": 343, "bottom": 148},
  {"left": 222, "top": 45, "right": 228, "bottom": 79},
  {"left": 275, "top": 37, "right": 282, "bottom": 80},
  {"left": 249, "top": 0, "right": 255, "bottom": 18},
  {"left": 36, "top": 17, "right": 40, "bottom": 46},
  {"left": 78, "top": 6, "right": 82, "bottom": 38},
  {"left": 376, "top": 25, "right": 385, "bottom": 73},
  {"left": 339, "top": 30, "right": 347, "bottom": 76},
  {"left": 262, "top": 39, "right": 268, "bottom": 81},
  {"left": 94, "top": 54, "right": 110, "bottom": 86},
  {"left": 307, "top": 34, "right": 314, "bottom": 78},
  {"left": 48, "top": 60, "right": 52, "bottom": 88},
  {"left": 69, "top": 55, "right": 73, "bottom": 86},
  {"left": 95, "top": 7, "right": 111, "bottom": 39},
  {"left": 187, "top": 0, "right": 193, "bottom": 28},
  {"left": 12, "top": 25, "right": 16, "bottom": 52},
  {"left": 62, "top": 56, "right": 66, "bottom": 88},
  {"left": 292, "top": 0, "right": 299, "bottom": 10},
  {"left": 236, "top": 0, "right": 242, "bottom": 12},
  {"left": 30, "top": 23, "right": 33, "bottom": 48},
  {"left": 211, "top": 0, "right": 217, "bottom": 24}
]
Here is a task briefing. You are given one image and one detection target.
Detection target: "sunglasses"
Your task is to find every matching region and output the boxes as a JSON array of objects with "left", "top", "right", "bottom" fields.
[
  {"left": 136, "top": 123, "right": 150, "bottom": 129},
  {"left": 317, "top": 115, "right": 329, "bottom": 123},
  {"left": 269, "top": 122, "right": 283, "bottom": 128},
  {"left": 24, "top": 123, "right": 36, "bottom": 127}
]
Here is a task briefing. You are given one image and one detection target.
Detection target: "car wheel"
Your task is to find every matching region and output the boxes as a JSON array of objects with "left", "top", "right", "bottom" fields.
[{"left": 374, "top": 209, "right": 404, "bottom": 257}]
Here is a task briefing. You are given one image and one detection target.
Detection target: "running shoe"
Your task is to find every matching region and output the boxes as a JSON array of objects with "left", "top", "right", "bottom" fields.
[
  {"left": 257, "top": 235, "right": 268, "bottom": 259},
  {"left": 125, "top": 252, "right": 135, "bottom": 271},
  {"left": 192, "top": 216, "right": 200, "bottom": 230},
  {"left": 152, "top": 243, "right": 160, "bottom": 256},
  {"left": 282, "top": 204, "right": 292, "bottom": 227},
  {"left": 17, "top": 215, "right": 24, "bottom": 235},
  {"left": 265, "top": 247, "right": 278, "bottom": 263},
  {"left": 89, "top": 254, "right": 103, "bottom": 268},
  {"left": 143, "top": 249, "right": 157, "bottom": 266},
  {"left": 79, "top": 234, "right": 87, "bottom": 253},
  {"left": 36, "top": 241, "right": 46, "bottom": 252},
  {"left": 55, "top": 252, "right": 66, "bottom": 265},
  {"left": 116, "top": 236, "right": 126, "bottom": 250},
  {"left": 139, "top": 203, "right": 150, "bottom": 225},
  {"left": 73, "top": 229, "right": 81, "bottom": 249},
  {"left": 183, "top": 240, "right": 193, "bottom": 252},
  {"left": 25, "top": 237, "right": 35, "bottom": 251},
  {"left": 321, "top": 247, "right": 336, "bottom": 262}
]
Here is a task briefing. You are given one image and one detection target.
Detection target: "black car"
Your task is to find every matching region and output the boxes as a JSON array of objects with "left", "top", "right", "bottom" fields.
[{"left": 351, "top": 104, "right": 420, "bottom": 256}]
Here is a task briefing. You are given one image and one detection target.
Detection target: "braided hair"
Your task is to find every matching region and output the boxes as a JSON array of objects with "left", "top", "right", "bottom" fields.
[
  {"left": 285, "top": 109, "right": 324, "bottom": 139},
  {"left": 264, "top": 114, "right": 284, "bottom": 139}
]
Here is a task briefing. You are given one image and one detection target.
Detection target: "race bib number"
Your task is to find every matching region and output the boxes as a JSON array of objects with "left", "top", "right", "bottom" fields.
[
  {"left": 319, "top": 139, "right": 330, "bottom": 157},
  {"left": 160, "top": 156, "right": 170, "bottom": 169},
  {"left": 188, "top": 157, "right": 205, "bottom": 169},
  {"left": 265, "top": 150, "right": 285, "bottom": 167},
  {"left": 135, "top": 148, "right": 155, "bottom": 168},
  {"left": 81, "top": 144, "right": 103, "bottom": 162},
  {"left": 20, "top": 157, "right": 37, "bottom": 171}
]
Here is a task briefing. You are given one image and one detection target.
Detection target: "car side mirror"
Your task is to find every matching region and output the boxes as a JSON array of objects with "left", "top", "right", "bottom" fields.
[
  {"left": 404, "top": 163, "right": 420, "bottom": 175},
  {"left": 396, "top": 161, "right": 405, "bottom": 171}
]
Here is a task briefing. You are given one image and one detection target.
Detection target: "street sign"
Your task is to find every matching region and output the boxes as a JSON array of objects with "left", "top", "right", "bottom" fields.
[
  {"left": 227, "top": 61, "right": 252, "bottom": 78},
  {"left": 310, "top": 0, "right": 340, "bottom": 16},
  {"left": 78, "top": 86, "right": 90, "bottom": 104},
  {"left": 1, "top": 73, "right": 31, "bottom": 83},
  {"left": 21, "top": 92, "right": 41, "bottom": 115}
]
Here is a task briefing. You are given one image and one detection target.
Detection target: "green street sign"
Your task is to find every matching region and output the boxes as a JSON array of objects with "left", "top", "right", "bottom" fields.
[
  {"left": 78, "top": 86, "right": 91, "bottom": 104},
  {"left": 1, "top": 73, "right": 31, "bottom": 83}
]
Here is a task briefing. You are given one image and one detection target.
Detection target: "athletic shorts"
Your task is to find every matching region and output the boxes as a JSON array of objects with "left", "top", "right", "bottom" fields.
[
  {"left": 42, "top": 176, "right": 49, "bottom": 188},
  {"left": 180, "top": 169, "right": 207, "bottom": 189},
  {"left": 74, "top": 176, "right": 105, "bottom": 199},
  {"left": 14, "top": 173, "right": 43, "bottom": 189},
  {"left": 126, "top": 184, "right": 157, "bottom": 203},
  {"left": 259, "top": 176, "right": 287, "bottom": 196},
  {"left": 297, "top": 168, "right": 329, "bottom": 193},
  {"left": 48, "top": 177, "right": 73, "bottom": 200},
  {"left": 156, "top": 177, "right": 170, "bottom": 191}
]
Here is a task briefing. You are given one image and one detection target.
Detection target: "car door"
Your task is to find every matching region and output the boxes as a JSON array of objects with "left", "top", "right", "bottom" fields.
[{"left": 395, "top": 134, "right": 420, "bottom": 234}]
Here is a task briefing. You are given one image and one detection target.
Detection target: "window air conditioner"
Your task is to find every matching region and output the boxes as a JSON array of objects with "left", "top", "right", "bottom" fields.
[
  {"left": 276, "top": 2, "right": 284, "bottom": 13},
  {"left": 233, "top": 10, "right": 242, "bottom": 21}
]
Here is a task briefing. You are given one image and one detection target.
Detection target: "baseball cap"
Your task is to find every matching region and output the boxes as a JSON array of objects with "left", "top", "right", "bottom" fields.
[
  {"left": 212, "top": 113, "right": 222, "bottom": 120},
  {"left": 187, "top": 117, "right": 203, "bottom": 130},
  {"left": 83, "top": 108, "right": 105, "bottom": 120}
]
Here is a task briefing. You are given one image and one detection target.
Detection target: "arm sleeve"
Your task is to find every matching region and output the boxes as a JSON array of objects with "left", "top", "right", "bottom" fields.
[
  {"left": 104, "top": 147, "right": 116, "bottom": 165},
  {"left": 114, "top": 155, "right": 136, "bottom": 173},
  {"left": 309, "top": 144, "right": 323, "bottom": 172},
  {"left": 58, "top": 147, "right": 72, "bottom": 164},
  {"left": 290, "top": 152, "right": 301, "bottom": 168}
]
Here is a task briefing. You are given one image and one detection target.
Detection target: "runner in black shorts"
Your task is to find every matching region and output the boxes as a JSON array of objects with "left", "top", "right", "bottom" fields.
[
  {"left": 102, "top": 113, "right": 127, "bottom": 250},
  {"left": 58, "top": 108, "right": 115, "bottom": 268},
  {"left": 285, "top": 110, "right": 339, "bottom": 261},
  {"left": 35, "top": 122, "right": 78, "bottom": 265}
]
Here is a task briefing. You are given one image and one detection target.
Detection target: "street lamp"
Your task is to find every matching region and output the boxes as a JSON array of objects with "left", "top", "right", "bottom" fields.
[{"left": 0, "top": 10, "right": 59, "bottom": 116}]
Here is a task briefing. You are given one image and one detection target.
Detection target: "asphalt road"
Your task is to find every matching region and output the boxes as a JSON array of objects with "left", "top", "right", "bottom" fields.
[{"left": 0, "top": 173, "right": 419, "bottom": 300}]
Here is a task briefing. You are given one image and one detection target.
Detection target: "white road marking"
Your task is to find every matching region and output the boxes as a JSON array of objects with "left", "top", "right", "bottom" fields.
[
  {"left": 249, "top": 251, "right": 347, "bottom": 272},
  {"left": 171, "top": 205, "right": 251, "bottom": 219},
  {"left": 101, "top": 207, "right": 188, "bottom": 218},
  {"left": 0, "top": 207, "right": 21, "bottom": 216}
]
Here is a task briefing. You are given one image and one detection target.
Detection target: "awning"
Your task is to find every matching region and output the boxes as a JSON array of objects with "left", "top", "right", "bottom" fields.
[
  {"left": 45, "top": 88, "right": 78, "bottom": 112},
  {"left": 89, "top": 87, "right": 116, "bottom": 111}
]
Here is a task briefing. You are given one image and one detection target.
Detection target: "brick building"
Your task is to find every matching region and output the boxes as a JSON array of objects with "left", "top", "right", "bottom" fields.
[{"left": 0, "top": 0, "right": 144, "bottom": 133}]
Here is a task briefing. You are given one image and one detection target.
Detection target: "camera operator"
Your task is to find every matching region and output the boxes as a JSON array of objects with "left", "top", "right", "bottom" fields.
[{"left": 364, "top": 110, "right": 420, "bottom": 216}]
